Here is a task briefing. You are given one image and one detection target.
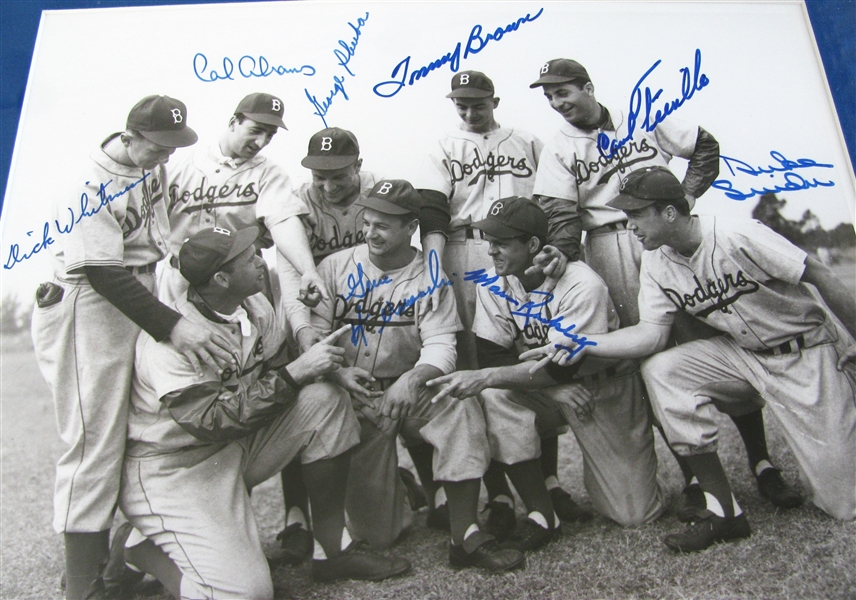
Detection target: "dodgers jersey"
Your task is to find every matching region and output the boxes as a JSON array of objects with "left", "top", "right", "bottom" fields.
[
  {"left": 54, "top": 134, "right": 170, "bottom": 273},
  {"left": 638, "top": 215, "right": 828, "bottom": 350},
  {"left": 287, "top": 170, "right": 382, "bottom": 263},
  {"left": 128, "top": 291, "right": 286, "bottom": 453},
  {"left": 166, "top": 143, "right": 297, "bottom": 254},
  {"left": 414, "top": 126, "right": 542, "bottom": 224},
  {"left": 472, "top": 261, "right": 620, "bottom": 378},
  {"left": 533, "top": 109, "right": 698, "bottom": 230},
  {"left": 311, "top": 245, "right": 461, "bottom": 380}
]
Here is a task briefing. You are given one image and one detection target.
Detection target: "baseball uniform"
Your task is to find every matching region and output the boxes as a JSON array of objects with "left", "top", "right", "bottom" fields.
[
  {"left": 311, "top": 244, "right": 490, "bottom": 548},
  {"left": 120, "top": 289, "right": 360, "bottom": 598},
  {"left": 158, "top": 142, "right": 297, "bottom": 306},
  {"left": 471, "top": 260, "right": 666, "bottom": 526},
  {"left": 637, "top": 215, "right": 856, "bottom": 520},
  {"left": 534, "top": 108, "right": 717, "bottom": 327},
  {"left": 414, "top": 126, "right": 543, "bottom": 367},
  {"left": 31, "top": 135, "right": 171, "bottom": 534},
  {"left": 276, "top": 170, "right": 382, "bottom": 336}
]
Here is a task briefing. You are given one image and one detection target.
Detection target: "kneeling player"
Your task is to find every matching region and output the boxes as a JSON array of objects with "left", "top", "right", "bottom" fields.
[
  {"left": 310, "top": 180, "right": 524, "bottom": 571},
  {"left": 429, "top": 197, "right": 666, "bottom": 551},
  {"left": 117, "top": 226, "right": 410, "bottom": 599}
]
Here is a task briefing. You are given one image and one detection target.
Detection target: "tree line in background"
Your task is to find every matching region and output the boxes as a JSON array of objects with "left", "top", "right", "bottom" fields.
[{"left": 1, "top": 193, "right": 854, "bottom": 334}]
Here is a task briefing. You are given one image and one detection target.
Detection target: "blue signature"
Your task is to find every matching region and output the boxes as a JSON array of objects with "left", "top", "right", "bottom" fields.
[
  {"left": 4, "top": 174, "right": 151, "bottom": 270},
  {"left": 463, "top": 269, "right": 519, "bottom": 305},
  {"left": 373, "top": 8, "right": 543, "bottom": 98},
  {"left": 711, "top": 151, "right": 835, "bottom": 201},
  {"left": 304, "top": 12, "right": 369, "bottom": 127},
  {"left": 344, "top": 263, "right": 392, "bottom": 301},
  {"left": 597, "top": 48, "right": 709, "bottom": 160},
  {"left": 193, "top": 53, "right": 315, "bottom": 82},
  {"left": 348, "top": 249, "right": 453, "bottom": 346}
]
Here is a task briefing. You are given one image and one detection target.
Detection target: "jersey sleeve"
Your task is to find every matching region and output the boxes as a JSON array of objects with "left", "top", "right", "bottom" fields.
[
  {"left": 472, "top": 281, "right": 516, "bottom": 348},
  {"left": 726, "top": 219, "right": 807, "bottom": 286},
  {"left": 255, "top": 163, "right": 301, "bottom": 230},
  {"left": 637, "top": 254, "right": 679, "bottom": 325},
  {"left": 532, "top": 135, "right": 580, "bottom": 203},
  {"left": 276, "top": 252, "right": 312, "bottom": 336},
  {"left": 412, "top": 139, "right": 453, "bottom": 197},
  {"left": 547, "top": 270, "right": 610, "bottom": 350},
  {"left": 309, "top": 255, "right": 338, "bottom": 336}
]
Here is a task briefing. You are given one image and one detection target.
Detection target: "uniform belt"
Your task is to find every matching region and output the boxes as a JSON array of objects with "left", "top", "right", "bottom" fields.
[
  {"left": 574, "top": 366, "right": 618, "bottom": 387},
  {"left": 756, "top": 334, "right": 806, "bottom": 356},
  {"left": 589, "top": 220, "right": 628, "bottom": 235},
  {"left": 465, "top": 227, "right": 485, "bottom": 240},
  {"left": 126, "top": 262, "right": 157, "bottom": 275}
]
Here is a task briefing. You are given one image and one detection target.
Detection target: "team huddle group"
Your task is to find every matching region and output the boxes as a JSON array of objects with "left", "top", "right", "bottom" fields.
[{"left": 31, "top": 58, "right": 856, "bottom": 600}]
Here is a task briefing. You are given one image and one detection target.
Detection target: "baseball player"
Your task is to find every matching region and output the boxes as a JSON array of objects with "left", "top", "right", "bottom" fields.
[
  {"left": 412, "top": 70, "right": 587, "bottom": 540},
  {"left": 159, "top": 92, "right": 326, "bottom": 309},
  {"left": 117, "top": 226, "right": 412, "bottom": 598},
  {"left": 428, "top": 197, "right": 665, "bottom": 553},
  {"left": 309, "top": 180, "right": 525, "bottom": 571},
  {"left": 529, "top": 59, "right": 800, "bottom": 515},
  {"left": 30, "top": 96, "right": 236, "bottom": 600},
  {"left": 527, "top": 166, "right": 856, "bottom": 551}
]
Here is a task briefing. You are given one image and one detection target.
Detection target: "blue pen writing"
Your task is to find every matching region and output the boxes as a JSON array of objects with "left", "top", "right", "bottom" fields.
[
  {"left": 334, "top": 12, "right": 369, "bottom": 77},
  {"left": 373, "top": 9, "right": 543, "bottom": 98},
  {"left": 343, "top": 263, "right": 392, "bottom": 301},
  {"left": 712, "top": 172, "right": 835, "bottom": 202},
  {"left": 713, "top": 150, "right": 835, "bottom": 201},
  {"left": 193, "top": 52, "right": 315, "bottom": 83},
  {"left": 720, "top": 151, "right": 834, "bottom": 177},
  {"left": 304, "top": 76, "right": 349, "bottom": 128},
  {"left": 4, "top": 172, "right": 151, "bottom": 271},
  {"left": 598, "top": 49, "right": 709, "bottom": 160},
  {"left": 510, "top": 291, "right": 596, "bottom": 354}
]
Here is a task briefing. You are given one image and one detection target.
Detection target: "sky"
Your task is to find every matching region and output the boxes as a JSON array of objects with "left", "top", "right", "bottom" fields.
[{"left": 1, "top": 0, "right": 854, "bottom": 303}]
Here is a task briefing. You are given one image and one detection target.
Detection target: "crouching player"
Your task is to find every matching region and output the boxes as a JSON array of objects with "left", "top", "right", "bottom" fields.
[
  {"left": 310, "top": 180, "right": 525, "bottom": 571},
  {"left": 428, "top": 197, "right": 666, "bottom": 551},
  {"left": 116, "top": 226, "right": 410, "bottom": 599}
]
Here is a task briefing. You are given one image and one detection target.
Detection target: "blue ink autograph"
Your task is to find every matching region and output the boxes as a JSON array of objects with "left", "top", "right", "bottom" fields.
[
  {"left": 462, "top": 269, "right": 519, "bottom": 305},
  {"left": 373, "top": 8, "right": 543, "bottom": 98},
  {"left": 193, "top": 53, "right": 315, "bottom": 82},
  {"left": 343, "top": 263, "right": 392, "bottom": 301},
  {"left": 4, "top": 173, "right": 152, "bottom": 270},
  {"left": 345, "top": 249, "right": 453, "bottom": 347},
  {"left": 305, "top": 12, "right": 369, "bottom": 127},
  {"left": 711, "top": 151, "right": 835, "bottom": 201},
  {"left": 598, "top": 48, "right": 709, "bottom": 160}
]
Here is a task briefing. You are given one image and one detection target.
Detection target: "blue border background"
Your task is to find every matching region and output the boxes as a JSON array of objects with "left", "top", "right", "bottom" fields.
[{"left": 1, "top": 0, "right": 853, "bottom": 213}]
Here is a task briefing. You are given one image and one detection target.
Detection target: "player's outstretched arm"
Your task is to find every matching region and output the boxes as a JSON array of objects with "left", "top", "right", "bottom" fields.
[{"left": 270, "top": 216, "right": 329, "bottom": 306}]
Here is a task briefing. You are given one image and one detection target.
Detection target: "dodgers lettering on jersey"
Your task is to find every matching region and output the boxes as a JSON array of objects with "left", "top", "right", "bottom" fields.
[
  {"left": 414, "top": 127, "right": 543, "bottom": 224},
  {"left": 638, "top": 215, "right": 828, "bottom": 350},
  {"left": 166, "top": 144, "right": 296, "bottom": 255},
  {"left": 533, "top": 108, "right": 697, "bottom": 230}
]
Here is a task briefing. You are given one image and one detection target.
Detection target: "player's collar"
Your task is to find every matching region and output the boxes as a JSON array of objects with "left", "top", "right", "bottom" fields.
[{"left": 210, "top": 143, "right": 248, "bottom": 168}]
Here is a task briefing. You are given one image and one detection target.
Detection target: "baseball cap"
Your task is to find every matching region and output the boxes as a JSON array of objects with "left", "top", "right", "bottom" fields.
[
  {"left": 356, "top": 180, "right": 422, "bottom": 217},
  {"left": 607, "top": 166, "right": 686, "bottom": 210},
  {"left": 179, "top": 226, "right": 260, "bottom": 285},
  {"left": 234, "top": 93, "right": 288, "bottom": 129},
  {"left": 529, "top": 59, "right": 591, "bottom": 89},
  {"left": 446, "top": 71, "right": 495, "bottom": 99},
  {"left": 301, "top": 128, "right": 360, "bottom": 170},
  {"left": 472, "top": 197, "right": 548, "bottom": 240},
  {"left": 126, "top": 95, "right": 198, "bottom": 148}
]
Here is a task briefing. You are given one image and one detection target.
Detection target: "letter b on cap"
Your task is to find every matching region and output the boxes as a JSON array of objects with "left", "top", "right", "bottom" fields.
[
  {"left": 271, "top": 98, "right": 282, "bottom": 112},
  {"left": 320, "top": 137, "right": 333, "bottom": 152},
  {"left": 377, "top": 182, "right": 393, "bottom": 195},
  {"left": 540, "top": 63, "right": 549, "bottom": 75},
  {"left": 171, "top": 108, "right": 183, "bottom": 124},
  {"left": 459, "top": 74, "right": 470, "bottom": 85},
  {"left": 490, "top": 202, "right": 504, "bottom": 216}
]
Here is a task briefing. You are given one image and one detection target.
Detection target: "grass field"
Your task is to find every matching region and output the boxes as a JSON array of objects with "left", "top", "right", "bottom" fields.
[{"left": 2, "top": 258, "right": 855, "bottom": 599}]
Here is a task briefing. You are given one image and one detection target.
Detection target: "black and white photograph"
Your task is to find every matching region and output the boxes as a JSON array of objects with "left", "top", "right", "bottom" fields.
[{"left": 1, "top": 1, "right": 854, "bottom": 599}]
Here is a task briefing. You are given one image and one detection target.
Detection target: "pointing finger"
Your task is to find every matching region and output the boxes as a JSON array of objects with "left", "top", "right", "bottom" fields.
[
  {"left": 529, "top": 352, "right": 554, "bottom": 375},
  {"left": 322, "top": 325, "right": 351, "bottom": 345}
]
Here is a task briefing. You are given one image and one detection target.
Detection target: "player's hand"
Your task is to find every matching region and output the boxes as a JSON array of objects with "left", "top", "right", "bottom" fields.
[
  {"left": 287, "top": 325, "right": 350, "bottom": 383},
  {"left": 555, "top": 383, "right": 595, "bottom": 421},
  {"left": 331, "top": 367, "right": 383, "bottom": 405},
  {"left": 426, "top": 370, "right": 488, "bottom": 403},
  {"left": 169, "top": 317, "right": 237, "bottom": 376},
  {"left": 837, "top": 344, "right": 856, "bottom": 371},
  {"left": 295, "top": 326, "right": 324, "bottom": 354},
  {"left": 519, "top": 342, "right": 586, "bottom": 374},
  {"left": 524, "top": 245, "right": 568, "bottom": 278},
  {"left": 378, "top": 371, "right": 424, "bottom": 420},
  {"left": 298, "top": 270, "right": 329, "bottom": 308}
]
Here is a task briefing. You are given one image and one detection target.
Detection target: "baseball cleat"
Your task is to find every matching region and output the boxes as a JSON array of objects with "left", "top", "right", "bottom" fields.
[
  {"left": 483, "top": 500, "right": 517, "bottom": 541},
  {"left": 426, "top": 503, "right": 451, "bottom": 531},
  {"left": 676, "top": 483, "right": 707, "bottom": 523},
  {"left": 551, "top": 487, "right": 594, "bottom": 523},
  {"left": 663, "top": 510, "right": 751, "bottom": 552},
  {"left": 756, "top": 468, "right": 803, "bottom": 509},
  {"left": 312, "top": 541, "right": 411, "bottom": 583},
  {"left": 273, "top": 523, "right": 313, "bottom": 566},
  {"left": 399, "top": 467, "right": 428, "bottom": 511},
  {"left": 501, "top": 517, "right": 561, "bottom": 553},
  {"left": 102, "top": 522, "right": 145, "bottom": 598},
  {"left": 449, "top": 530, "right": 525, "bottom": 571}
]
